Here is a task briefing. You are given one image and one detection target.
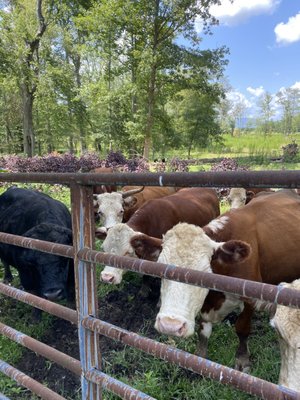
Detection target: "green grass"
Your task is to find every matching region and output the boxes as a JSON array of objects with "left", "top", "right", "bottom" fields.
[
  {"left": 163, "top": 132, "right": 300, "bottom": 162},
  {"left": 101, "top": 313, "right": 280, "bottom": 400},
  {"left": 0, "top": 137, "right": 299, "bottom": 399}
]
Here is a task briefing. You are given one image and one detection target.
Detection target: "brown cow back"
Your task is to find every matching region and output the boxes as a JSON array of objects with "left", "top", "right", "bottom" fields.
[
  {"left": 128, "top": 187, "right": 220, "bottom": 238},
  {"left": 122, "top": 186, "right": 178, "bottom": 221},
  {"left": 207, "top": 189, "right": 300, "bottom": 284}
]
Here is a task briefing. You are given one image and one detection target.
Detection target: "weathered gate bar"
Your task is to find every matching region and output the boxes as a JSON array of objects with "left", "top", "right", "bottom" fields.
[
  {"left": 78, "top": 248, "right": 300, "bottom": 309},
  {"left": 0, "top": 232, "right": 74, "bottom": 260},
  {"left": 0, "top": 283, "right": 77, "bottom": 324},
  {"left": 82, "top": 317, "right": 300, "bottom": 400},
  {"left": 0, "top": 360, "right": 67, "bottom": 400},
  {"left": 85, "top": 369, "right": 157, "bottom": 400},
  {"left": 1, "top": 170, "right": 300, "bottom": 188},
  {"left": 1, "top": 225, "right": 300, "bottom": 310},
  {"left": 0, "top": 226, "right": 300, "bottom": 310},
  {"left": 0, "top": 318, "right": 156, "bottom": 400},
  {"left": 0, "top": 322, "right": 81, "bottom": 376}
]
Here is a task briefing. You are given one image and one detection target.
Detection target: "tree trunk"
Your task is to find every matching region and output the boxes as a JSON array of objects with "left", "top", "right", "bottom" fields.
[
  {"left": 143, "top": 0, "right": 160, "bottom": 160},
  {"left": 143, "top": 61, "right": 157, "bottom": 160},
  {"left": 22, "top": 84, "right": 35, "bottom": 157}
]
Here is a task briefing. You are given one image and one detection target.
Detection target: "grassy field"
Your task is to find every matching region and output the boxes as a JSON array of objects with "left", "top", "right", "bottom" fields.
[
  {"left": 0, "top": 132, "right": 299, "bottom": 399},
  {"left": 167, "top": 132, "right": 300, "bottom": 161}
]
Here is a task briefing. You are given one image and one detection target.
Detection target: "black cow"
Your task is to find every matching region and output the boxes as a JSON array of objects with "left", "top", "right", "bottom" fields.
[{"left": 0, "top": 187, "right": 74, "bottom": 301}]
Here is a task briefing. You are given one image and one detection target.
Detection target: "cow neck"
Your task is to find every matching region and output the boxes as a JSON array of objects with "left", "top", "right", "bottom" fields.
[{"left": 126, "top": 208, "right": 154, "bottom": 237}]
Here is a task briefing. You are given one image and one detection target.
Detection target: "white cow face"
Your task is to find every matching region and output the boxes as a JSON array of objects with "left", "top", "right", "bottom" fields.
[
  {"left": 155, "top": 222, "right": 251, "bottom": 338},
  {"left": 95, "top": 192, "right": 124, "bottom": 229},
  {"left": 227, "top": 188, "right": 247, "bottom": 209},
  {"left": 100, "top": 223, "right": 140, "bottom": 284},
  {"left": 155, "top": 223, "right": 218, "bottom": 338},
  {"left": 270, "top": 280, "right": 300, "bottom": 391}
]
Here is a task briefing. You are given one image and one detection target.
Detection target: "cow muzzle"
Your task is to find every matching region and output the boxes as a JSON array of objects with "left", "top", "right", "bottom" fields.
[
  {"left": 100, "top": 269, "right": 123, "bottom": 284},
  {"left": 155, "top": 314, "right": 191, "bottom": 337},
  {"left": 43, "top": 287, "right": 65, "bottom": 301}
]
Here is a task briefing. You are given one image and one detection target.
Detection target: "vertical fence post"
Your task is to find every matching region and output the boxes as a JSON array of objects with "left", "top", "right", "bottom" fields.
[{"left": 70, "top": 183, "right": 101, "bottom": 399}]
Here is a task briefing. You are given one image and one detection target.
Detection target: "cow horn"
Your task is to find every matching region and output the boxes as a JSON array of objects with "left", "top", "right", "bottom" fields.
[{"left": 121, "top": 186, "right": 145, "bottom": 199}]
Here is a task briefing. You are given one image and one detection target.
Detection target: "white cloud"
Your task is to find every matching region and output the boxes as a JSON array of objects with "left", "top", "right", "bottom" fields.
[
  {"left": 247, "top": 86, "right": 265, "bottom": 97},
  {"left": 275, "top": 13, "right": 300, "bottom": 44},
  {"left": 291, "top": 81, "right": 300, "bottom": 90},
  {"left": 208, "top": 0, "right": 280, "bottom": 27},
  {"left": 227, "top": 90, "right": 253, "bottom": 108}
]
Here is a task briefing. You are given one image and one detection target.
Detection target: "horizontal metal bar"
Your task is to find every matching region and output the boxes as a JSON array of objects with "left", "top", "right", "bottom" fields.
[
  {"left": 78, "top": 248, "right": 300, "bottom": 309},
  {"left": 1, "top": 170, "right": 300, "bottom": 188},
  {"left": 86, "top": 368, "right": 156, "bottom": 400},
  {"left": 1, "top": 228, "right": 299, "bottom": 310},
  {"left": 0, "top": 323, "right": 81, "bottom": 376},
  {"left": 82, "top": 317, "right": 300, "bottom": 400},
  {"left": 0, "top": 359, "right": 66, "bottom": 400},
  {"left": 0, "top": 283, "right": 77, "bottom": 324},
  {"left": 0, "top": 232, "right": 74, "bottom": 259}
]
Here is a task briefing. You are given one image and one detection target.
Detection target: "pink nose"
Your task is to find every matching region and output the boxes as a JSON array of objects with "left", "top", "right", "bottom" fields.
[
  {"left": 101, "top": 273, "right": 116, "bottom": 284},
  {"left": 156, "top": 316, "right": 188, "bottom": 337}
]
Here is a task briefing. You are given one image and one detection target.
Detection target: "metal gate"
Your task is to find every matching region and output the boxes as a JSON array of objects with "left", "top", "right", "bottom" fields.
[{"left": 0, "top": 170, "right": 300, "bottom": 400}]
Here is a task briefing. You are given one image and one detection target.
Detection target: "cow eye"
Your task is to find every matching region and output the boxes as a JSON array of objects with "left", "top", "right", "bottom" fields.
[
  {"left": 118, "top": 210, "right": 124, "bottom": 215},
  {"left": 98, "top": 211, "right": 103, "bottom": 216}
]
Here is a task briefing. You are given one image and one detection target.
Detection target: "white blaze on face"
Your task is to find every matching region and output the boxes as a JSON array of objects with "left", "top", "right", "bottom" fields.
[
  {"left": 101, "top": 223, "right": 139, "bottom": 284},
  {"left": 270, "top": 280, "right": 300, "bottom": 391},
  {"left": 155, "top": 223, "right": 222, "bottom": 338},
  {"left": 95, "top": 192, "right": 124, "bottom": 229},
  {"left": 227, "top": 188, "right": 247, "bottom": 209}
]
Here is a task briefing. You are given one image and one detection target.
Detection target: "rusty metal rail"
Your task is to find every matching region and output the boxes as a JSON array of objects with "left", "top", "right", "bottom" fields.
[
  {"left": 0, "top": 320, "right": 155, "bottom": 400},
  {"left": 0, "top": 360, "right": 67, "bottom": 400},
  {"left": 0, "top": 322, "right": 81, "bottom": 376},
  {"left": 0, "top": 283, "right": 77, "bottom": 323},
  {"left": 1, "top": 170, "right": 300, "bottom": 188},
  {"left": 1, "top": 229, "right": 300, "bottom": 309},
  {"left": 1, "top": 279, "right": 298, "bottom": 400},
  {"left": 78, "top": 248, "right": 300, "bottom": 310},
  {"left": 82, "top": 317, "right": 300, "bottom": 400},
  {"left": 1, "top": 171, "right": 300, "bottom": 399}
]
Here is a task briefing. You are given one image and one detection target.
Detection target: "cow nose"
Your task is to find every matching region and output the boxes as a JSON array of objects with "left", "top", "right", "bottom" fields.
[
  {"left": 156, "top": 316, "right": 188, "bottom": 337},
  {"left": 101, "top": 272, "right": 117, "bottom": 284},
  {"left": 43, "top": 288, "right": 64, "bottom": 301}
]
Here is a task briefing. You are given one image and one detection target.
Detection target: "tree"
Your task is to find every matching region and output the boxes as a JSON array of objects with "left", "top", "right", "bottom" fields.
[
  {"left": 0, "top": 0, "right": 48, "bottom": 157},
  {"left": 256, "top": 91, "right": 275, "bottom": 136},
  {"left": 169, "top": 89, "right": 222, "bottom": 158},
  {"left": 276, "top": 87, "right": 300, "bottom": 135},
  {"left": 78, "top": 0, "right": 227, "bottom": 158}
]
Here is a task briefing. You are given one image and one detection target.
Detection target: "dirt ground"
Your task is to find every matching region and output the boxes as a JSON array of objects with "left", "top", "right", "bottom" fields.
[{"left": 15, "top": 277, "right": 161, "bottom": 399}]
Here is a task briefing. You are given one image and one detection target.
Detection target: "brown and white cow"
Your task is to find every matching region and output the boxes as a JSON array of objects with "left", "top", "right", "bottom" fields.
[
  {"left": 98, "top": 188, "right": 220, "bottom": 284},
  {"left": 270, "top": 279, "right": 300, "bottom": 392},
  {"left": 227, "top": 187, "right": 274, "bottom": 209},
  {"left": 94, "top": 186, "right": 177, "bottom": 229},
  {"left": 131, "top": 189, "right": 300, "bottom": 372}
]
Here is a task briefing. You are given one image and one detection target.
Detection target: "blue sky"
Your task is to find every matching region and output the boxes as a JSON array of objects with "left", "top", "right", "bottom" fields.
[{"left": 196, "top": 0, "right": 300, "bottom": 118}]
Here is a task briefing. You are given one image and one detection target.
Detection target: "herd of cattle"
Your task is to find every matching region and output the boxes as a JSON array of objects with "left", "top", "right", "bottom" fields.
[{"left": 0, "top": 182, "right": 300, "bottom": 393}]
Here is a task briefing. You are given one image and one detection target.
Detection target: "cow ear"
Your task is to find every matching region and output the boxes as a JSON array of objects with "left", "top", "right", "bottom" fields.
[
  {"left": 213, "top": 240, "right": 251, "bottom": 264},
  {"left": 130, "top": 234, "right": 162, "bottom": 261},
  {"left": 95, "top": 227, "right": 107, "bottom": 240},
  {"left": 123, "top": 196, "right": 137, "bottom": 208},
  {"left": 246, "top": 191, "right": 255, "bottom": 203}
]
